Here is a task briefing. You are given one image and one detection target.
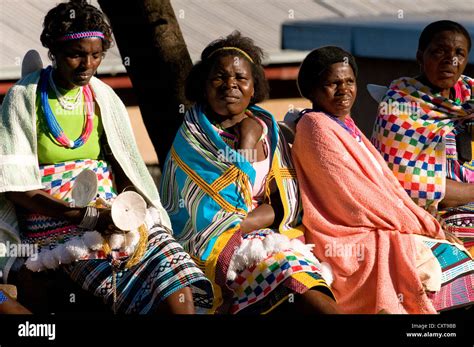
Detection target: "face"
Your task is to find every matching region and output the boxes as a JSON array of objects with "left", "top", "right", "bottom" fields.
[
  {"left": 311, "top": 62, "right": 357, "bottom": 118},
  {"left": 53, "top": 37, "right": 104, "bottom": 89},
  {"left": 205, "top": 55, "right": 255, "bottom": 119},
  {"left": 417, "top": 31, "right": 469, "bottom": 94}
]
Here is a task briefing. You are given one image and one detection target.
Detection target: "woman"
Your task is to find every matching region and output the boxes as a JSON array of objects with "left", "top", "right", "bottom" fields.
[
  {"left": 160, "top": 31, "right": 339, "bottom": 314},
  {"left": 372, "top": 20, "right": 474, "bottom": 252},
  {"left": 292, "top": 46, "right": 474, "bottom": 313},
  {"left": 0, "top": 0, "right": 212, "bottom": 314}
]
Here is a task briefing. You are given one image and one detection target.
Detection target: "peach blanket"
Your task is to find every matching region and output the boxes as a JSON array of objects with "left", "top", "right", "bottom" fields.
[{"left": 292, "top": 111, "right": 445, "bottom": 314}]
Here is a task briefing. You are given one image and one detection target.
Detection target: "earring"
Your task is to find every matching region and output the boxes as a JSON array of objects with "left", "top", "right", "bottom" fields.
[{"left": 51, "top": 56, "right": 57, "bottom": 69}]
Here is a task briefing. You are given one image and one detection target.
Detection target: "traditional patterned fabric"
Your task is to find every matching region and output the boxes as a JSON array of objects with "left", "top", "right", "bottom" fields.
[
  {"left": 161, "top": 104, "right": 332, "bottom": 314},
  {"left": 228, "top": 248, "right": 327, "bottom": 314},
  {"left": 15, "top": 158, "right": 213, "bottom": 311},
  {"left": 423, "top": 239, "right": 474, "bottom": 311},
  {"left": 371, "top": 76, "right": 474, "bottom": 209},
  {"left": 63, "top": 227, "right": 213, "bottom": 314},
  {"left": 18, "top": 159, "right": 116, "bottom": 256},
  {"left": 440, "top": 204, "right": 474, "bottom": 249},
  {"left": 293, "top": 110, "right": 474, "bottom": 313}
]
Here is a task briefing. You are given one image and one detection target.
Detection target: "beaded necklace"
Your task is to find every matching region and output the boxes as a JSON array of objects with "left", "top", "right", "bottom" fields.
[
  {"left": 40, "top": 66, "right": 94, "bottom": 149},
  {"left": 48, "top": 71, "right": 83, "bottom": 111}
]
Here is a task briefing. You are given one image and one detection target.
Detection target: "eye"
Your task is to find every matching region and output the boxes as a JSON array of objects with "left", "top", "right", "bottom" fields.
[
  {"left": 456, "top": 49, "right": 466, "bottom": 57},
  {"left": 236, "top": 74, "right": 248, "bottom": 80}
]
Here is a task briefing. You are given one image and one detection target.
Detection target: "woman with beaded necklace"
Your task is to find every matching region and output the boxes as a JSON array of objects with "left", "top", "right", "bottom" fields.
[{"left": 0, "top": 0, "right": 213, "bottom": 314}]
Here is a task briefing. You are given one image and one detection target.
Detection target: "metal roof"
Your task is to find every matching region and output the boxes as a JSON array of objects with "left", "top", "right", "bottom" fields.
[
  {"left": 282, "top": 7, "right": 474, "bottom": 61},
  {"left": 1, "top": 0, "right": 474, "bottom": 80}
]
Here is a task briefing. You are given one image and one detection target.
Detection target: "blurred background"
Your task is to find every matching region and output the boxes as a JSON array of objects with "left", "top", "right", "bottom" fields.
[{"left": 1, "top": 0, "right": 473, "bottom": 169}]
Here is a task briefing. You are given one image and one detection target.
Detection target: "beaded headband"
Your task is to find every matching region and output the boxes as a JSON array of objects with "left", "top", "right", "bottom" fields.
[
  {"left": 207, "top": 47, "right": 254, "bottom": 64},
  {"left": 58, "top": 31, "right": 105, "bottom": 42}
]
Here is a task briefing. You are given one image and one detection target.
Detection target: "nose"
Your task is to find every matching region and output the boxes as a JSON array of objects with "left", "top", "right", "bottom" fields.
[
  {"left": 442, "top": 50, "right": 456, "bottom": 65},
  {"left": 223, "top": 76, "right": 237, "bottom": 89},
  {"left": 337, "top": 82, "right": 350, "bottom": 94},
  {"left": 80, "top": 55, "right": 94, "bottom": 69}
]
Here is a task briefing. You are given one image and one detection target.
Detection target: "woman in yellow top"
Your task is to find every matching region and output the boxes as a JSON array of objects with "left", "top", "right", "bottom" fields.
[{"left": 0, "top": 0, "right": 212, "bottom": 314}]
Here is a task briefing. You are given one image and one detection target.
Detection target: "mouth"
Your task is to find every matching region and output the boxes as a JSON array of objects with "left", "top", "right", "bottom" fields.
[
  {"left": 439, "top": 70, "right": 455, "bottom": 78},
  {"left": 334, "top": 96, "right": 352, "bottom": 107},
  {"left": 221, "top": 95, "right": 240, "bottom": 103},
  {"left": 74, "top": 72, "right": 92, "bottom": 80}
]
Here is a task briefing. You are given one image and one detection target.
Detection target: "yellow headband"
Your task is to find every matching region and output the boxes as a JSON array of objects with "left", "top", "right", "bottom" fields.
[{"left": 207, "top": 47, "right": 254, "bottom": 64}]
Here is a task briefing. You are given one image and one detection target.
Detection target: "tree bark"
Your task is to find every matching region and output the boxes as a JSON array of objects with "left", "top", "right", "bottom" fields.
[{"left": 98, "top": 0, "right": 192, "bottom": 168}]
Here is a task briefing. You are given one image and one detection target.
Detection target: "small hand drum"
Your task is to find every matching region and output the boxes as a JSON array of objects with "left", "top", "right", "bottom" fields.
[
  {"left": 71, "top": 169, "right": 98, "bottom": 207},
  {"left": 111, "top": 191, "right": 147, "bottom": 231}
]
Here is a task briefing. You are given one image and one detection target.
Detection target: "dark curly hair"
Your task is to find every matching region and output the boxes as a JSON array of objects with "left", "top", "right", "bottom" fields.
[
  {"left": 185, "top": 31, "right": 269, "bottom": 105},
  {"left": 418, "top": 20, "right": 471, "bottom": 52},
  {"left": 297, "top": 46, "right": 358, "bottom": 101},
  {"left": 40, "top": 0, "right": 113, "bottom": 55}
]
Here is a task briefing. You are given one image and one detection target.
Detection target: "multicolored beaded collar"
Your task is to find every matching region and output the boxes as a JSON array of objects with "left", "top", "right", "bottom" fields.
[{"left": 40, "top": 66, "right": 94, "bottom": 149}]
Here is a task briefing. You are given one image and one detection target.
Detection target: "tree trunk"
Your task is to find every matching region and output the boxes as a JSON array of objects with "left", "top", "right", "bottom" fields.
[{"left": 98, "top": 0, "right": 192, "bottom": 168}]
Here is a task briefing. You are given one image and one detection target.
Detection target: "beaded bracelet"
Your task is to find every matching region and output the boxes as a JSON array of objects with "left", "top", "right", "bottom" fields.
[{"left": 0, "top": 290, "right": 8, "bottom": 304}]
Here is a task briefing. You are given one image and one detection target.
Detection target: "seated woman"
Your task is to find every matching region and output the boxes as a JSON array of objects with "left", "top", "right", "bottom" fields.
[
  {"left": 372, "top": 20, "right": 474, "bottom": 253},
  {"left": 160, "top": 31, "right": 339, "bottom": 314},
  {"left": 292, "top": 46, "right": 474, "bottom": 314},
  {"left": 0, "top": 0, "right": 212, "bottom": 314}
]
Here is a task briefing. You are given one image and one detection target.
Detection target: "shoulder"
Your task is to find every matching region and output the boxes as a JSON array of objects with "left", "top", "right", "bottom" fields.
[
  {"left": 296, "top": 111, "right": 333, "bottom": 134},
  {"left": 5, "top": 70, "right": 41, "bottom": 97},
  {"left": 460, "top": 74, "right": 474, "bottom": 86},
  {"left": 249, "top": 104, "right": 276, "bottom": 123}
]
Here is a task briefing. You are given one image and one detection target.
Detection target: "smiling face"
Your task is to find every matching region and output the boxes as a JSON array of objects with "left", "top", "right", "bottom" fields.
[
  {"left": 205, "top": 55, "right": 255, "bottom": 120},
  {"left": 417, "top": 30, "right": 469, "bottom": 97},
  {"left": 310, "top": 62, "right": 357, "bottom": 119},
  {"left": 52, "top": 37, "right": 104, "bottom": 90}
]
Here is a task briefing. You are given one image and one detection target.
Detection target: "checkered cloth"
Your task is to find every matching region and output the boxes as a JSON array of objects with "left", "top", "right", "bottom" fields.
[
  {"left": 40, "top": 159, "right": 116, "bottom": 202},
  {"left": 372, "top": 76, "right": 474, "bottom": 209},
  {"left": 19, "top": 159, "right": 117, "bottom": 260}
]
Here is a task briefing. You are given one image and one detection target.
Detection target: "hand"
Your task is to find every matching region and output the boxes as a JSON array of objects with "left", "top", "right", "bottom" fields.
[
  {"left": 444, "top": 230, "right": 463, "bottom": 245},
  {"left": 238, "top": 116, "right": 262, "bottom": 150},
  {"left": 95, "top": 208, "right": 116, "bottom": 235},
  {"left": 239, "top": 203, "right": 275, "bottom": 234}
]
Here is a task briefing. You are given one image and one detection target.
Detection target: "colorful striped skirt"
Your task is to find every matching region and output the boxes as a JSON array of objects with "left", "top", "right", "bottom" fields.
[
  {"left": 423, "top": 239, "right": 474, "bottom": 311},
  {"left": 63, "top": 227, "right": 213, "bottom": 314}
]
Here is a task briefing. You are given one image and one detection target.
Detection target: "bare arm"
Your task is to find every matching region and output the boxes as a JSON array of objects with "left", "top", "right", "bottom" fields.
[
  {"left": 6, "top": 190, "right": 113, "bottom": 232},
  {"left": 439, "top": 178, "right": 474, "bottom": 209},
  {"left": 239, "top": 182, "right": 283, "bottom": 234},
  {"left": 239, "top": 203, "right": 275, "bottom": 234},
  {"left": 6, "top": 190, "right": 84, "bottom": 223}
]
